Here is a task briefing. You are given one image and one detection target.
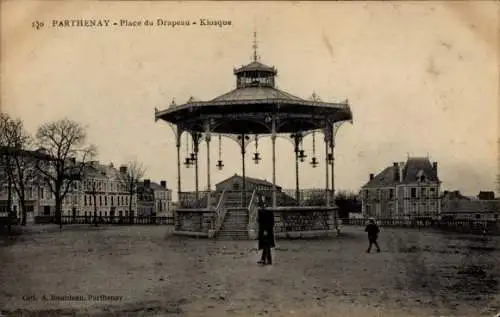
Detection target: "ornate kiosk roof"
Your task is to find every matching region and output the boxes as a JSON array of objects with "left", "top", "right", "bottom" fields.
[{"left": 155, "top": 50, "right": 352, "bottom": 134}]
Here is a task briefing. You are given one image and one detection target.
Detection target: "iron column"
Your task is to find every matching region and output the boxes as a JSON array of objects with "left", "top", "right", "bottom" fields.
[
  {"left": 205, "top": 131, "right": 211, "bottom": 209},
  {"left": 241, "top": 134, "right": 247, "bottom": 207},
  {"left": 176, "top": 132, "right": 182, "bottom": 201},
  {"left": 271, "top": 116, "right": 277, "bottom": 208}
]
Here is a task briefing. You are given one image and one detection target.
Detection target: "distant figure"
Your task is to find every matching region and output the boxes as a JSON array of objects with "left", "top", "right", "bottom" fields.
[
  {"left": 257, "top": 194, "right": 275, "bottom": 265},
  {"left": 364, "top": 218, "right": 380, "bottom": 253}
]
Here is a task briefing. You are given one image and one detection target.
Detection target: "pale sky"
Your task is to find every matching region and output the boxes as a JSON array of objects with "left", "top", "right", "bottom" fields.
[{"left": 1, "top": 1, "right": 499, "bottom": 198}]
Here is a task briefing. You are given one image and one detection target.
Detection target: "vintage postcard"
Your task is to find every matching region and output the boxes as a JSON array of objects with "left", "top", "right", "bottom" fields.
[{"left": 0, "top": 1, "right": 499, "bottom": 316}]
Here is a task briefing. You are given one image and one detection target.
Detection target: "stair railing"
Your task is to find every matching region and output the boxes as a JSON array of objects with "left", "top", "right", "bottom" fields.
[
  {"left": 212, "top": 189, "right": 228, "bottom": 236},
  {"left": 247, "top": 189, "right": 259, "bottom": 239}
]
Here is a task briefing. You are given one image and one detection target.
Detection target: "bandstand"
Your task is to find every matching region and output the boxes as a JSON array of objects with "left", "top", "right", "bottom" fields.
[{"left": 154, "top": 35, "right": 353, "bottom": 240}]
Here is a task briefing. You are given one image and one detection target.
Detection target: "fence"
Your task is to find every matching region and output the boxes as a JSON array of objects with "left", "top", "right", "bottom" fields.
[
  {"left": 341, "top": 218, "right": 500, "bottom": 235},
  {"left": 35, "top": 215, "right": 174, "bottom": 225},
  {"left": 178, "top": 191, "right": 219, "bottom": 209},
  {"left": 280, "top": 189, "right": 334, "bottom": 207}
]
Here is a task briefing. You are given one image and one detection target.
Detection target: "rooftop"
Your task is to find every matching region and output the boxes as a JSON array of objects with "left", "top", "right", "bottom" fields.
[{"left": 362, "top": 157, "right": 440, "bottom": 189}]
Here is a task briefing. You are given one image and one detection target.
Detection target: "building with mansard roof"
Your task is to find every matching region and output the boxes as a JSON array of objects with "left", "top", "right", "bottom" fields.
[
  {"left": 359, "top": 157, "right": 441, "bottom": 220},
  {"left": 0, "top": 146, "right": 55, "bottom": 222},
  {"left": 75, "top": 161, "right": 137, "bottom": 218}
]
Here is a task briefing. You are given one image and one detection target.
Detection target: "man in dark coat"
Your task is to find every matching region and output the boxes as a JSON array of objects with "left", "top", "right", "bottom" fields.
[
  {"left": 257, "top": 195, "right": 275, "bottom": 265},
  {"left": 365, "top": 217, "right": 380, "bottom": 253}
]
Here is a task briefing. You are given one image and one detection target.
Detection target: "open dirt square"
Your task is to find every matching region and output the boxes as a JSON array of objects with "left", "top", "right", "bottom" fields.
[{"left": 0, "top": 225, "right": 499, "bottom": 317}]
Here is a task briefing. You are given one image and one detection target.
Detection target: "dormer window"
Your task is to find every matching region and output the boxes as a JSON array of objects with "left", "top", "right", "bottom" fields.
[{"left": 416, "top": 170, "right": 426, "bottom": 182}]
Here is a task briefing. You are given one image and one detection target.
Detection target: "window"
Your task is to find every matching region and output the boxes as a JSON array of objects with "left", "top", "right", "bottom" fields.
[
  {"left": 99, "top": 196, "right": 102, "bottom": 206},
  {"left": 411, "top": 188, "right": 417, "bottom": 198},
  {"left": 111, "top": 196, "right": 114, "bottom": 206},
  {"left": 429, "top": 187, "right": 436, "bottom": 198},
  {"left": 420, "top": 187, "right": 426, "bottom": 198},
  {"left": 105, "top": 196, "right": 107, "bottom": 206},
  {"left": 389, "top": 189, "right": 394, "bottom": 199},
  {"left": 84, "top": 196, "right": 87, "bottom": 206}
]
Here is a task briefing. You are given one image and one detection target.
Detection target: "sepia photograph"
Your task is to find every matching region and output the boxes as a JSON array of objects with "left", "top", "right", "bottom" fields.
[{"left": 0, "top": 1, "right": 499, "bottom": 316}]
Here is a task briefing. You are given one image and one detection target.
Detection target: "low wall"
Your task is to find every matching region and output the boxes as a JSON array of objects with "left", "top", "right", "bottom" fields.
[
  {"left": 174, "top": 207, "right": 339, "bottom": 239},
  {"left": 269, "top": 207, "right": 338, "bottom": 238},
  {"left": 175, "top": 209, "right": 216, "bottom": 233}
]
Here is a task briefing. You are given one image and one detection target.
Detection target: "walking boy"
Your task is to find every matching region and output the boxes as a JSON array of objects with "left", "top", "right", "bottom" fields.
[{"left": 365, "top": 217, "right": 381, "bottom": 253}]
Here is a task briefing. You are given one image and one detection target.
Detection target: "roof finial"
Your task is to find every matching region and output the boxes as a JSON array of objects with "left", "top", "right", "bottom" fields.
[
  {"left": 252, "top": 30, "right": 259, "bottom": 62},
  {"left": 310, "top": 91, "right": 320, "bottom": 101}
]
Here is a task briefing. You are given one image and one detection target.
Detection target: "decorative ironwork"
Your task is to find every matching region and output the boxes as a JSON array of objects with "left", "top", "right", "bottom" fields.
[
  {"left": 327, "top": 153, "right": 334, "bottom": 165},
  {"left": 237, "top": 134, "right": 251, "bottom": 149},
  {"left": 253, "top": 135, "right": 261, "bottom": 164},
  {"left": 190, "top": 132, "right": 202, "bottom": 162},
  {"left": 252, "top": 30, "right": 259, "bottom": 62},
  {"left": 179, "top": 191, "right": 213, "bottom": 209},
  {"left": 281, "top": 188, "right": 333, "bottom": 207}
]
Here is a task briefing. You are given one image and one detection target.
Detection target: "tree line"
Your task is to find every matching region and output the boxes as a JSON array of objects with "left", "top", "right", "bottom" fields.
[{"left": 0, "top": 113, "right": 145, "bottom": 231}]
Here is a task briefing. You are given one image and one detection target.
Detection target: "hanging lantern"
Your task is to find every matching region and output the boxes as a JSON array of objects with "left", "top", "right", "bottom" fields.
[
  {"left": 310, "top": 131, "right": 319, "bottom": 168},
  {"left": 216, "top": 160, "right": 224, "bottom": 170},
  {"left": 184, "top": 133, "right": 192, "bottom": 168},
  {"left": 253, "top": 135, "right": 261, "bottom": 164},
  {"left": 216, "top": 134, "right": 224, "bottom": 170},
  {"left": 253, "top": 152, "right": 261, "bottom": 164},
  {"left": 298, "top": 150, "right": 307, "bottom": 162},
  {"left": 310, "top": 157, "right": 319, "bottom": 168},
  {"left": 298, "top": 135, "right": 307, "bottom": 163},
  {"left": 189, "top": 132, "right": 198, "bottom": 162}
]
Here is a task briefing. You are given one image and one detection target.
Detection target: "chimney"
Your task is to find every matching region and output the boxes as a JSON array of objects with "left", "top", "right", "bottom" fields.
[
  {"left": 369, "top": 173, "right": 374, "bottom": 181},
  {"left": 393, "top": 162, "right": 399, "bottom": 181},
  {"left": 160, "top": 180, "right": 166, "bottom": 188},
  {"left": 399, "top": 162, "right": 404, "bottom": 182},
  {"left": 144, "top": 179, "right": 151, "bottom": 187},
  {"left": 119, "top": 165, "right": 127, "bottom": 174}
]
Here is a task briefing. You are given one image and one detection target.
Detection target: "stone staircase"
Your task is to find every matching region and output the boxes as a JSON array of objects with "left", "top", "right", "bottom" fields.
[
  {"left": 215, "top": 191, "right": 253, "bottom": 240},
  {"left": 216, "top": 208, "right": 249, "bottom": 240}
]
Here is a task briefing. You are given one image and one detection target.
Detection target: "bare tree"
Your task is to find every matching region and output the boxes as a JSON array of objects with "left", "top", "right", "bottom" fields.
[
  {"left": 119, "top": 160, "right": 145, "bottom": 219},
  {"left": 35, "top": 118, "right": 96, "bottom": 229},
  {"left": 1, "top": 114, "right": 37, "bottom": 225},
  {"left": 85, "top": 168, "right": 101, "bottom": 226},
  {"left": 0, "top": 113, "right": 14, "bottom": 232}
]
